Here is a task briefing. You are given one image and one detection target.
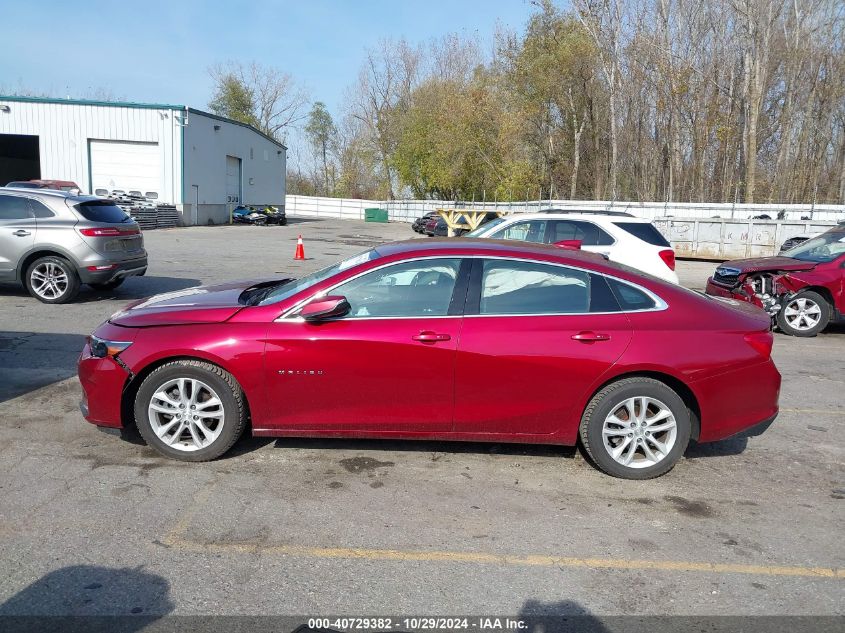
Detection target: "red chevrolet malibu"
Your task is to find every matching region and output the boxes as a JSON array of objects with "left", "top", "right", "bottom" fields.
[{"left": 79, "top": 239, "right": 780, "bottom": 479}]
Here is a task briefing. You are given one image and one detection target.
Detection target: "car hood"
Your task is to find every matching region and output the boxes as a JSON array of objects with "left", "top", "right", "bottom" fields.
[
  {"left": 718, "top": 256, "right": 817, "bottom": 274},
  {"left": 109, "top": 278, "right": 284, "bottom": 327}
]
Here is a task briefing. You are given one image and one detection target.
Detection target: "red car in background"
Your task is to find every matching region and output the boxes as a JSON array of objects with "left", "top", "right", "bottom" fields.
[
  {"left": 706, "top": 226, "right": 845, "bottom": 337},
  {"left": 79, "top": 239, "right": 780, "bottom": 479}
]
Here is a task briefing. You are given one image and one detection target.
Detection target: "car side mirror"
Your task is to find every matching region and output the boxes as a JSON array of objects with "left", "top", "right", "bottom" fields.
[
  {"left": 300, "top": 295, "right": 350, "bottom": 321},
  {"left": 554, "top": 239, "right": 582, "bottom": 250}
]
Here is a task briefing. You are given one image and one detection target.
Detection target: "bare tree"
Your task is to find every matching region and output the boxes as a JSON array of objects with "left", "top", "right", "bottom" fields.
[{"left": 209, "top": 61, "right": 309, "bottom": 143}]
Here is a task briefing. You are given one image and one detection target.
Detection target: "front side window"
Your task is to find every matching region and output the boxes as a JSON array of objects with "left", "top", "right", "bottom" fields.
[
  {"left": 492, "top": 220, "right": 547, "bottom": 243},
  {"left": 480, "top": 259, "right": 590, "bottom": 314},
  {"left": 0, "top": 195, "right": 32, "bottom": 220},
  {"left": 332, "top": 258, "right": 462, "bottom": 318}
]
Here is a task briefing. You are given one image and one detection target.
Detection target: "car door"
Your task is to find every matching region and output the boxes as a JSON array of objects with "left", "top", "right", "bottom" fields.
[
  {"left": 264, "top": 257, "right": 470, "bottom": 432},
  {"left": 453, "top": 257, "right": 632, "bottom": 436},
  {"left": 0, "top": 194, "right": 37, "bottom": 280}
]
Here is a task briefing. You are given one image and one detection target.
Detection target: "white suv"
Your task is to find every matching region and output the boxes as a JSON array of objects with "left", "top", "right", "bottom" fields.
[{"left": 465, "top": 211, "right": 679, "bottom": 283}]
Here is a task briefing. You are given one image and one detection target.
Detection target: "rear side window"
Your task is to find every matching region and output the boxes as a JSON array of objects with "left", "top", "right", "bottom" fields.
[
  {"left": 0, "top": 195, "right": 32, "bottom": 220},
  {"left": 548, "top": 220, "right": 614, "bottom": 246},
  {"left": 479, "top": 259, "right": 589, "bottom": 314},
  {"left": 74, "top": 201, "right": 130, "bottom": 223},
  {"left": 613, "top": 222, "right": 670, "bottom": 247},
  {"left": 29, "top": 200, "right": 55, "bottom": 218},
  {"left": 606, "top": 277, "right": 658, "bottom": 311}
]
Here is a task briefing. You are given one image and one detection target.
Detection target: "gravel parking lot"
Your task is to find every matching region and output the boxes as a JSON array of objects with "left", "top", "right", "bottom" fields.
[{"left": 0, "top": 219, "right": 842, "bottom": 618}]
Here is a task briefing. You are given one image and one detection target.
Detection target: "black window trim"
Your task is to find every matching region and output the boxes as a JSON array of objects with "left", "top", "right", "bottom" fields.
[
  {"left": 274, "top": 254, "right": 667, "bottom": 321},
  {"left": 463, "top": 256, "right": 666, "bottom": 317}
]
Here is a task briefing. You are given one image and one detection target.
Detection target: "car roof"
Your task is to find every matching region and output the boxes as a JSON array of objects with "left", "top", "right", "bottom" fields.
[
  {"left": 537, "top": 208, "right": 635, "bottom": 217},
  {"left": 0, "top": 186, "right": 96, "bottom": 201},
  {"left": 492, "top": 212, "right": 652, "bottom": 224},
  {"left": 375, "top": 237, "right": 609, "bottom": 264}
]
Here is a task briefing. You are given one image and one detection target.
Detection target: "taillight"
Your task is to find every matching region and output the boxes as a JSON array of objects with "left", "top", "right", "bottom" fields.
[
  {"left": 744, "top": 331, "right": 773, "bottom": 357},
  {"left": 79, "top": 227, "right": 140, "bottom": 237},
  {"left": 659, "top": 249, "right": 676, "bottom": 271}
]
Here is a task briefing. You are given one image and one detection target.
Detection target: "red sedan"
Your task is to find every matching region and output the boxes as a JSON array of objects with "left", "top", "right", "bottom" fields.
[{"left": 78, "top": 239, "right": 780, "bottom": 479}]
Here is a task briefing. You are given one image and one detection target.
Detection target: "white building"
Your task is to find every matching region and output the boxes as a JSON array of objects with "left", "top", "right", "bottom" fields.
[{"left": 0, "top": 95, "right": 286, "bottom": 226}]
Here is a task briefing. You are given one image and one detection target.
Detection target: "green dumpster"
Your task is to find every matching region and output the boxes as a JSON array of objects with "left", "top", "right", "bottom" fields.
[{"left": 364, "top": 208, "right": 389, "bottom": 223}]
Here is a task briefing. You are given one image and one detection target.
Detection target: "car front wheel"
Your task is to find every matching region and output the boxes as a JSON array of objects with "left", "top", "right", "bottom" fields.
[
  {"left": 777, "top": 290, "right": 829, "bottom": 337},
  {"left": 579, "top": 377, "right": 691, "bottom": 479},
  {"left": 25, "top": 256, "right": 81, "bottom": 304},
  {"left": 134, "top": 360, "right": 247, "bottom": 461}
]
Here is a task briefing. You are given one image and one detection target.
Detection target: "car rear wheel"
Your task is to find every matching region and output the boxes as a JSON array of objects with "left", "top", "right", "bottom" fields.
[
  {"left": 134, "top": 360, "right": 247, "bottom": 461},
  {"left": 777, "top": 290, "right": 829, "bottom": 337},
  {"left": 25, "top": 256, "right": 81, "bottom": 304},
  {"left": 580, "top": 377, "right": 691, "bottom": 479},
  {"left": 89, "top": 278, "right": 125, "bottom": 291}
]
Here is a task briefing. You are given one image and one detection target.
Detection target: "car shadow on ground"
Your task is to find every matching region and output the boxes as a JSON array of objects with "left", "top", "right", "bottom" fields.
[
  {"left": 518, "top": 600, "right": 610, "bottom": 631},
  {"left": 0, "top": 331, "right": 87, "bottom": 403},
  {"left": 264, "top": 436, "right": 578, "bottom": 459},
  {"left": 0, "top": 276, "right": 202, "bottom": 303},
  {"left": 283, "top": 217, "right": 324, "bottom": 225},
  {"left": 0, "top": 564, "right": 173, "bottom": 621}
]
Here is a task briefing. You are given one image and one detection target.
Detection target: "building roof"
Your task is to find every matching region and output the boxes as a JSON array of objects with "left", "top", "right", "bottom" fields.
[{"left": 0, "top": 94, "right": 287, "bottom": 150}]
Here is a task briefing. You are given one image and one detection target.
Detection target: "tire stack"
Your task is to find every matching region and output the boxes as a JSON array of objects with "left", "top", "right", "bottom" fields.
[
  {"left": 155, "top": 205, "right": 179, "bottom": 229},
  {"left": 130, "top": 207, "right": 158, "bottom": 230}
]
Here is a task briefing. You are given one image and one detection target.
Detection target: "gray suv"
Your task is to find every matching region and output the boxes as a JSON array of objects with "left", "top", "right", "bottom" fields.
[{"left": 0, "top": 187, "right": 147, "bottom": 303}]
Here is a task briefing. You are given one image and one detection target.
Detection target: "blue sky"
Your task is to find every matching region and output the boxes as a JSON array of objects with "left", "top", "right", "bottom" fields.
[{"left": 1, "top": 0, "right": 536, "bottom": 118}]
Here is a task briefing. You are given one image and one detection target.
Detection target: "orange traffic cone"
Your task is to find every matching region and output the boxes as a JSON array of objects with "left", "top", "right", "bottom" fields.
[{"left": 294, "top": 234, "right": 306, "bottom": 260}]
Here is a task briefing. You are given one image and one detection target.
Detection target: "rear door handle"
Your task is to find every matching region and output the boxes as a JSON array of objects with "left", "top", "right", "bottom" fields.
[
  {"left": 12, "top": 230, "right": 31, "bottom": 237},
  {"left": 571, "top": 331, "right": 610, "bottom": 342},
  {"left": 412, "top": 331, "right": 451, "bottom": 343}
]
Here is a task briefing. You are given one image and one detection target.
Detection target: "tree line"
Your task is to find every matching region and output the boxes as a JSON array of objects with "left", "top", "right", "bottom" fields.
[{"left": 211, "top": 0, "right": 845, "bottom": 204}]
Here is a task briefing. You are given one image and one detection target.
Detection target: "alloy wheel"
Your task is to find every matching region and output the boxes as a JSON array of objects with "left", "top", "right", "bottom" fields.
[
  {"left": 30, "top": 262, "right": 69, "bottom": 300},
  {"left": 601, "top": 396, "right": 678, "bottom": 469},
  {"left": 782, "top": 298, "right": 822, "bottom": 332},
  {"left": 147, "top": 378, "right": 225, "bottom": 452}
]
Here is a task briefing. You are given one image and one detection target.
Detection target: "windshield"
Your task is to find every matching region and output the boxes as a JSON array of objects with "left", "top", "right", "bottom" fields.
[
  {"left": 257, "top": 248, "right": 381, "bottom": 305},
  {"left": 465, "top": 217, "right": 506, "bottom": 237},
  {"left": 784, "top": 230, "right": 845, "bottom": 263}
]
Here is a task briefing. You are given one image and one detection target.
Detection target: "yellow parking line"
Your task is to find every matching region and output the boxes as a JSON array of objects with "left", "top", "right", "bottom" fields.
[
  {"left": 160, "top": 533, "right": 844, "bottom": 579},
  {"left": 161, "top": 478, "right": 843, "bottom": 581}
]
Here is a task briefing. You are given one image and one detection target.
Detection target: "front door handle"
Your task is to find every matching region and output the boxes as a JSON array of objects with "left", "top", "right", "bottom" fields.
[
  {"left": 412, "top": 331, "right": 451, "bottom": 343},
  {"left": 571, "top": 331, "right": 610, "bottom": 342},
  {"left": 12, "top": 230, "right": 31, "bottom": 237}
]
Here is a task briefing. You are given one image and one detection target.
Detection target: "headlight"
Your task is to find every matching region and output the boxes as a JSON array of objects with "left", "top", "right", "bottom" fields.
[{"left": 88, "top": 335, "right": 132, "bottom": 359}]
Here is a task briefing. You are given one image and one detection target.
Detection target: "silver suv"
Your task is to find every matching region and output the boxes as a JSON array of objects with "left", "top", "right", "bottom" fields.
[{"left": 0, "top": 187, "right": 148, "bottom": 303}]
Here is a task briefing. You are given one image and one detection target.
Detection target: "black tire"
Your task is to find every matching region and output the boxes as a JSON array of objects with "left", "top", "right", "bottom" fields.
[
  {"left": 25, "top": 256, "right": 81, "bottom": 304},
  {"left": 776, "top": 290, "right": 830, "bottom": 337},
  {"left": 89, "top": 278, "right": 125, "bottom": 291},
  {"left": 134, "top": 360, "right": 247, "bottom": 462},
  {"left": 579, "top": 377, "right": 691, "bottom": 480}
]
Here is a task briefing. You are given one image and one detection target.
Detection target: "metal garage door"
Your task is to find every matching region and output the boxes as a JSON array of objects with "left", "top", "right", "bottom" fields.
[
  {"left": 225, "top": 155, "right": 241, "bottom": 204},
  {"left": 89, "top": 140, "right": 161, "bottom": 197}
]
